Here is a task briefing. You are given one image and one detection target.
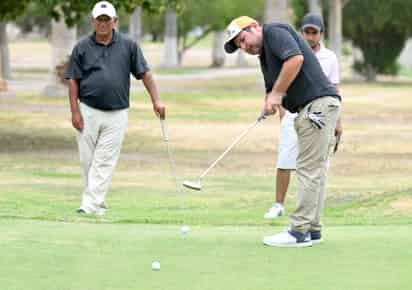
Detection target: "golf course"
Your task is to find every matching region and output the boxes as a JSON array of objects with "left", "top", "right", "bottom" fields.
[{"left": 1, "top": 39, "right": 412, "bottom": 290}]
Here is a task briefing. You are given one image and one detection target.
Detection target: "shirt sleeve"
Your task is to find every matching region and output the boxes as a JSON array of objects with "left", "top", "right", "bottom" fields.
[
  {"left": 265, "top": 26, "right": 302, "bottom": 61},
  {"left": 65, "top": 45, "right": 83, "bottom": 80},
  {"left": 131, "top": 42, "right": 149, "bottom": 80},
  {"left": 328, "top": 52, "right": 340, "bottom": 85}
]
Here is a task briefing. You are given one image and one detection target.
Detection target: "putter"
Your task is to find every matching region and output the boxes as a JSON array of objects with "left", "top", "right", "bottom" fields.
[
  {"left": 160, "top": 116, "right": 182, "bottom": 197},
  {"left": 183, "top": 112, "right": 266, "bottom": 191}
]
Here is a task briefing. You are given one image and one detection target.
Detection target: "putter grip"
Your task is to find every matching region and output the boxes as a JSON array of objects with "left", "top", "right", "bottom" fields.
[{"left": 160, "top": 119, "right": 169, "bottom": 141}]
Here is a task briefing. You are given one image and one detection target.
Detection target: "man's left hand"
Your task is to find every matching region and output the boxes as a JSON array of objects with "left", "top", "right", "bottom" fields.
[
  {"left": 153, "top": 101, "right": 166, "bottom": 119},
  {"left": 264, "top": 91, "right": 283, "bottom": 115}
]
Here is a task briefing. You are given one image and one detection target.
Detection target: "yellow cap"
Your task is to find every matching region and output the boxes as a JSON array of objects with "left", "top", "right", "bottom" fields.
[{"left": 224, "top": 16, "right": 258, "bottom": 53}]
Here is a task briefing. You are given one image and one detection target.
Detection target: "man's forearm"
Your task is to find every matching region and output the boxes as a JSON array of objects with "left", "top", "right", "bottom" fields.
[
  {"left": 142, "top": 71, "right": 161, "bottom": 104},
  {"left": 68, "top": 79, "right": 80, "bottom": 113},
  {"left": 271, "top": 55, "right": 304, "bottom": 95}
]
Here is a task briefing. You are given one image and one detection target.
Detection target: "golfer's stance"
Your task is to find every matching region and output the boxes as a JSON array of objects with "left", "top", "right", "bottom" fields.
[
  {"left": 224, "top": 16, "right": 341, "bottom": 247},
  {"left": 264, "top": 13, "right": 342, "bottom": 220},
  {"left": 65, "top": 1, "right": 165, "bottom": 215}
]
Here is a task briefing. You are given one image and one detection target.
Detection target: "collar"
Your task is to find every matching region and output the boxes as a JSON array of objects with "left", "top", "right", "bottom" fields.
[
  {"left": 315, "top": 42, "right": 328, "bottom": 55},
  {"left": 90, "top": 29, "right": 118, "bottom": 45}
]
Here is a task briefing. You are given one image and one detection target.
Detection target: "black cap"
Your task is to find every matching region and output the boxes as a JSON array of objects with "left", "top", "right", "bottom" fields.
[{"left": 301, "top": 13, "right": 324, "bottom": 32}]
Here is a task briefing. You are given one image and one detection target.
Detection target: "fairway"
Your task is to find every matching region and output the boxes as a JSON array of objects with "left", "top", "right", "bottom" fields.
[
  {"left": 1, "top": 220, "right": 411, "bottom": 290},
  {"left": 2, "top": 65, "right": 412, "bottom": 289}
]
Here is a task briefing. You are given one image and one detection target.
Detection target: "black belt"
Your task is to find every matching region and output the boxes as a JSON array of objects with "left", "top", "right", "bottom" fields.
[{"left": 296, "top": 96, "right": 340, "bottom": 113}]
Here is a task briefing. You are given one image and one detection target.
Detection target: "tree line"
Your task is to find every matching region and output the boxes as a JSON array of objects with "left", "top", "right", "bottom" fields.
[{"left": 1, "top": 0, "right": 412, "bottom": 81}]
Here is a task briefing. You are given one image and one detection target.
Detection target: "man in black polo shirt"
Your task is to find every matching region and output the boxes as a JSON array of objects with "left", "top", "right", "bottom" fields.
[
  {"left": 65, "top": 1, "right": 165, "bottom": 215},
  {"left": 224, "top": 16, "right": 341, "bottom": 247}
]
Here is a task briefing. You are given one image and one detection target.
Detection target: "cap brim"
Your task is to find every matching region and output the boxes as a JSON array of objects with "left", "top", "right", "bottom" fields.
[
  {"left": 93, "top": 13, "right": 115, "bottom": 18},
  {"left": 224, "top": 40, "right": 238, "bottom": 54},
  {"left": 301, "top": 24, "right": 321, "bottom": 32}
]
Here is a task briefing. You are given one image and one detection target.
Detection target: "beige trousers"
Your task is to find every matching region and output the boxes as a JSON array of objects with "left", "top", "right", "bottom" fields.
[
  {"left": 290, "top": 96, "right": 341, "bottom": 232},
  {"left": 77, "top": 102, "right": 128, "bottom": 212}
]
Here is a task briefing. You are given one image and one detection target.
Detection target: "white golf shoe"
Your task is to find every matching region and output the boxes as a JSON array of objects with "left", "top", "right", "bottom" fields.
[
  {"left": 263, "top": 229, "right": 312, "bottom": 247},
  {"left": 264, "top": 203, "right": 285, "bottom": 219}
]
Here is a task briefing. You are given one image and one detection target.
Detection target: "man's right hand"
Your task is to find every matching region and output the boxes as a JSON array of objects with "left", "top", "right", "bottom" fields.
[{"left": 71, "top": 111, "right": 84, "bottom": 132}]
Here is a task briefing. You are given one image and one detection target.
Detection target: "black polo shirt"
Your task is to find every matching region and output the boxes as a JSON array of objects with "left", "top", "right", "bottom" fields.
[
  {"left": 65, "top": 30, "right": 149, "bottom": 110},
  {"left": 259, "top": 23, "right": 340, "bottom": 113}
]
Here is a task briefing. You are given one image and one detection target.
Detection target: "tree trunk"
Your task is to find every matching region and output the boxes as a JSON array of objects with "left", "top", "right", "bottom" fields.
[
  {"left": 211, "top": 30, "right": 225, "bottom": 67},
  {"left": 328, "top": 0, "right": 342, "bottom": 62},
  {"left": 307, "top": 0, "right": 322, "bottom": 15},
  {"left": 264, "top": 0, "right": 288, "bottom": 23},
  {"left": 163, "top": 7, "right": 179, "bottom": 68},
  {"left": 0, "top": 22, "right": 11, "bottom": 80},
  {"left": 43, "top": 8, "right": 76, "bottom": 97},
  {"left": 366, "top": 63, "right": 376, "bottom": 82},
  {"left": 129, "top": 6, "right": 142, "bottom": 43}
]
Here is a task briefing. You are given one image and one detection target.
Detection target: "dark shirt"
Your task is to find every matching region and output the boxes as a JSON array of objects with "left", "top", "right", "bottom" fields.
[
  {"left": 65, "top": 30, "right": 149, "bottom": 110},
  {"left": 259, "top": 23, "right": 340, "bottom": 113}
]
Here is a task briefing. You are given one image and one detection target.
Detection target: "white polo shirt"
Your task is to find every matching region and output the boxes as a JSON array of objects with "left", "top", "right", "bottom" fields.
[
  {"left": 316, "top": 43, "right": 339, "bottom": 85},
  {"left": 277, "top": 43, "right": 339, "bottom": 169}
]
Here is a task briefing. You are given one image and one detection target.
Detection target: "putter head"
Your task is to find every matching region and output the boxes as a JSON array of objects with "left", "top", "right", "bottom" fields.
[{"left": 183, "top": 180, "right": 202, "bottom": 191}]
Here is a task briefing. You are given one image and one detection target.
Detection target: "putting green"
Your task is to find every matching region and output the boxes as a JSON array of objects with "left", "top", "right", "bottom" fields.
[{"left": 1, "top": 219, "right": 411, "bottom": 290}]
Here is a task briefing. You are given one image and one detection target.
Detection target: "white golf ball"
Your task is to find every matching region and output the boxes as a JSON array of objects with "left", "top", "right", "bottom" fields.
[
  {"left": 180, "top": 225, "right": 190, "bottom": 234},
  {"left": 151, "top": 261, "right": 160, "bottom": 271}
]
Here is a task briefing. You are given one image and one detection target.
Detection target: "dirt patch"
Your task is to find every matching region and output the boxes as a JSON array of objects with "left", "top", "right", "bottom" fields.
[{"left": 390, "top": 198, "right": 412, "bottom": 213}]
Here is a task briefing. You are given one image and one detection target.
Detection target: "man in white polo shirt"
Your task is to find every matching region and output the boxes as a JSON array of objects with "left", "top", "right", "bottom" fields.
[{"left": 264, "top": 13, "right": 342, "bottom": 226}]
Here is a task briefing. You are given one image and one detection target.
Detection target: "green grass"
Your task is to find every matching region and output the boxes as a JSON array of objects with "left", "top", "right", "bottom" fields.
[
  {"left": 1, "top": 75, "right": 412, "bottom": 289},
  {"left": 399, "top": 67, "right": 412, "bottom": 79},
  {"left": 1, "top": 219, "right": 411, "bottom": 290}
]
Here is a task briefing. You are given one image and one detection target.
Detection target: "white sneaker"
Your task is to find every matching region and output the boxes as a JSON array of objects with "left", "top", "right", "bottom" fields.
[
  {"left": 264, "top": 203, "right": 285, "bottom": 219},
  {"left": 263, "top": 230, "right": 312, "bottom": 247}
]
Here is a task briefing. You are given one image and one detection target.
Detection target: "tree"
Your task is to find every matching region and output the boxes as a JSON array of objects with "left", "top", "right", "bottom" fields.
[
  {"left": 290, "top": 0, "right": 307, "bottom": 28},
  {"left": 14, "top": 2, "right": 51, "bottom": 36},
  {"left": 264, "top": 0, "right": 288, "bottom": 23},
  {"left": 343, "top": 0, "right": 412, "bottom": 81},
  {"left": 307, "top": 0, "right": 322, "bottom": 14},
  {"left": 328, "top": 0, "right": 343, "bottom": 63},
  {"left": 129, "top": 6, "right": 142, "bottom": 42},
  {"left": 0, "top": 1, "right": 31, "bottom": 80},
  {"left": 39, "top": 0, "right": 182, "bottom": 93},
  {"left": 176, "top": 0, "right": 264, "bottom": 67},
  {"left": 163, "top": 6, "right": 179, "bottom": 67}
]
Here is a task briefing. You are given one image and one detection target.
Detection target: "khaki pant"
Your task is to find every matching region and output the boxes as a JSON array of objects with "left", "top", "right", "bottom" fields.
[
  {"left": 291, "top": 96, "right": 341, "bottom": 232},
  {"left": 77, "top": 102, "right": 128, "bottom": 212}
]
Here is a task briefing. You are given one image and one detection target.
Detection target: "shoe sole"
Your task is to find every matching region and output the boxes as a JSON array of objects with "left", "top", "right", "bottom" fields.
[
  {"left": 263, "top": 239, "right": 313, "bottom": 248},
  {"left": 263, "top": 211, "right": 285, "bottom": 219},
  {"left": 311, "top": 238, "right": 323, "bottom": 245}
]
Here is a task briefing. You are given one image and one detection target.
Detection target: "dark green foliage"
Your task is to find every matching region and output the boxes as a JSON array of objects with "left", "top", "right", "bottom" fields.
[
  {"left": 0, "top": 0, "right": 31, "bottom": 20},
  {"left": 343, "top": 0, "right": 412, "bottom": 78},
  {"left": 290, "top": 0, "right": 307, "bottom": 28},
  {"left": 14, "top": 3, "right": 51, "bottom": 35},
  {"left": 1, "top": 0, "right": 181, "bottom": 26}
]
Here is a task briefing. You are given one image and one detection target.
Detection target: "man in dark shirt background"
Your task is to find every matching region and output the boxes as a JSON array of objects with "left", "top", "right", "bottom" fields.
[
  {"left": 65, "top": 1, "right": 165, "bottom": 215},
  {"left": 224, "top": 16, "right": 341, "bottom": 247}
]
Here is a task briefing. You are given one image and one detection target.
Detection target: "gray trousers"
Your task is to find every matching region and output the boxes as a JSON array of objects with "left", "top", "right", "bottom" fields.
[{"left": 290, "top": 96, "right": 341, "bottom": 232}]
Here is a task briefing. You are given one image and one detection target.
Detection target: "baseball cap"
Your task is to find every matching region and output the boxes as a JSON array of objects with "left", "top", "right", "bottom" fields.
[
  {"left": 92, "top": 1, "right": 116, "bottom": 19},
  {"left": 301, "top": 13, "right": 323, "bottom": 32},
  {"left": 224, "top": 16, "right": 258, "bottom": 54}
]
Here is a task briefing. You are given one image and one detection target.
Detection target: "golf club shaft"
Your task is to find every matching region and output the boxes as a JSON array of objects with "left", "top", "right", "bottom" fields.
[
  {"left": 199, "top": 114, "right": 265, "bottom": 179},
  {"left": 160, "top": 119, "right": 185, "bottom": 214}
]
